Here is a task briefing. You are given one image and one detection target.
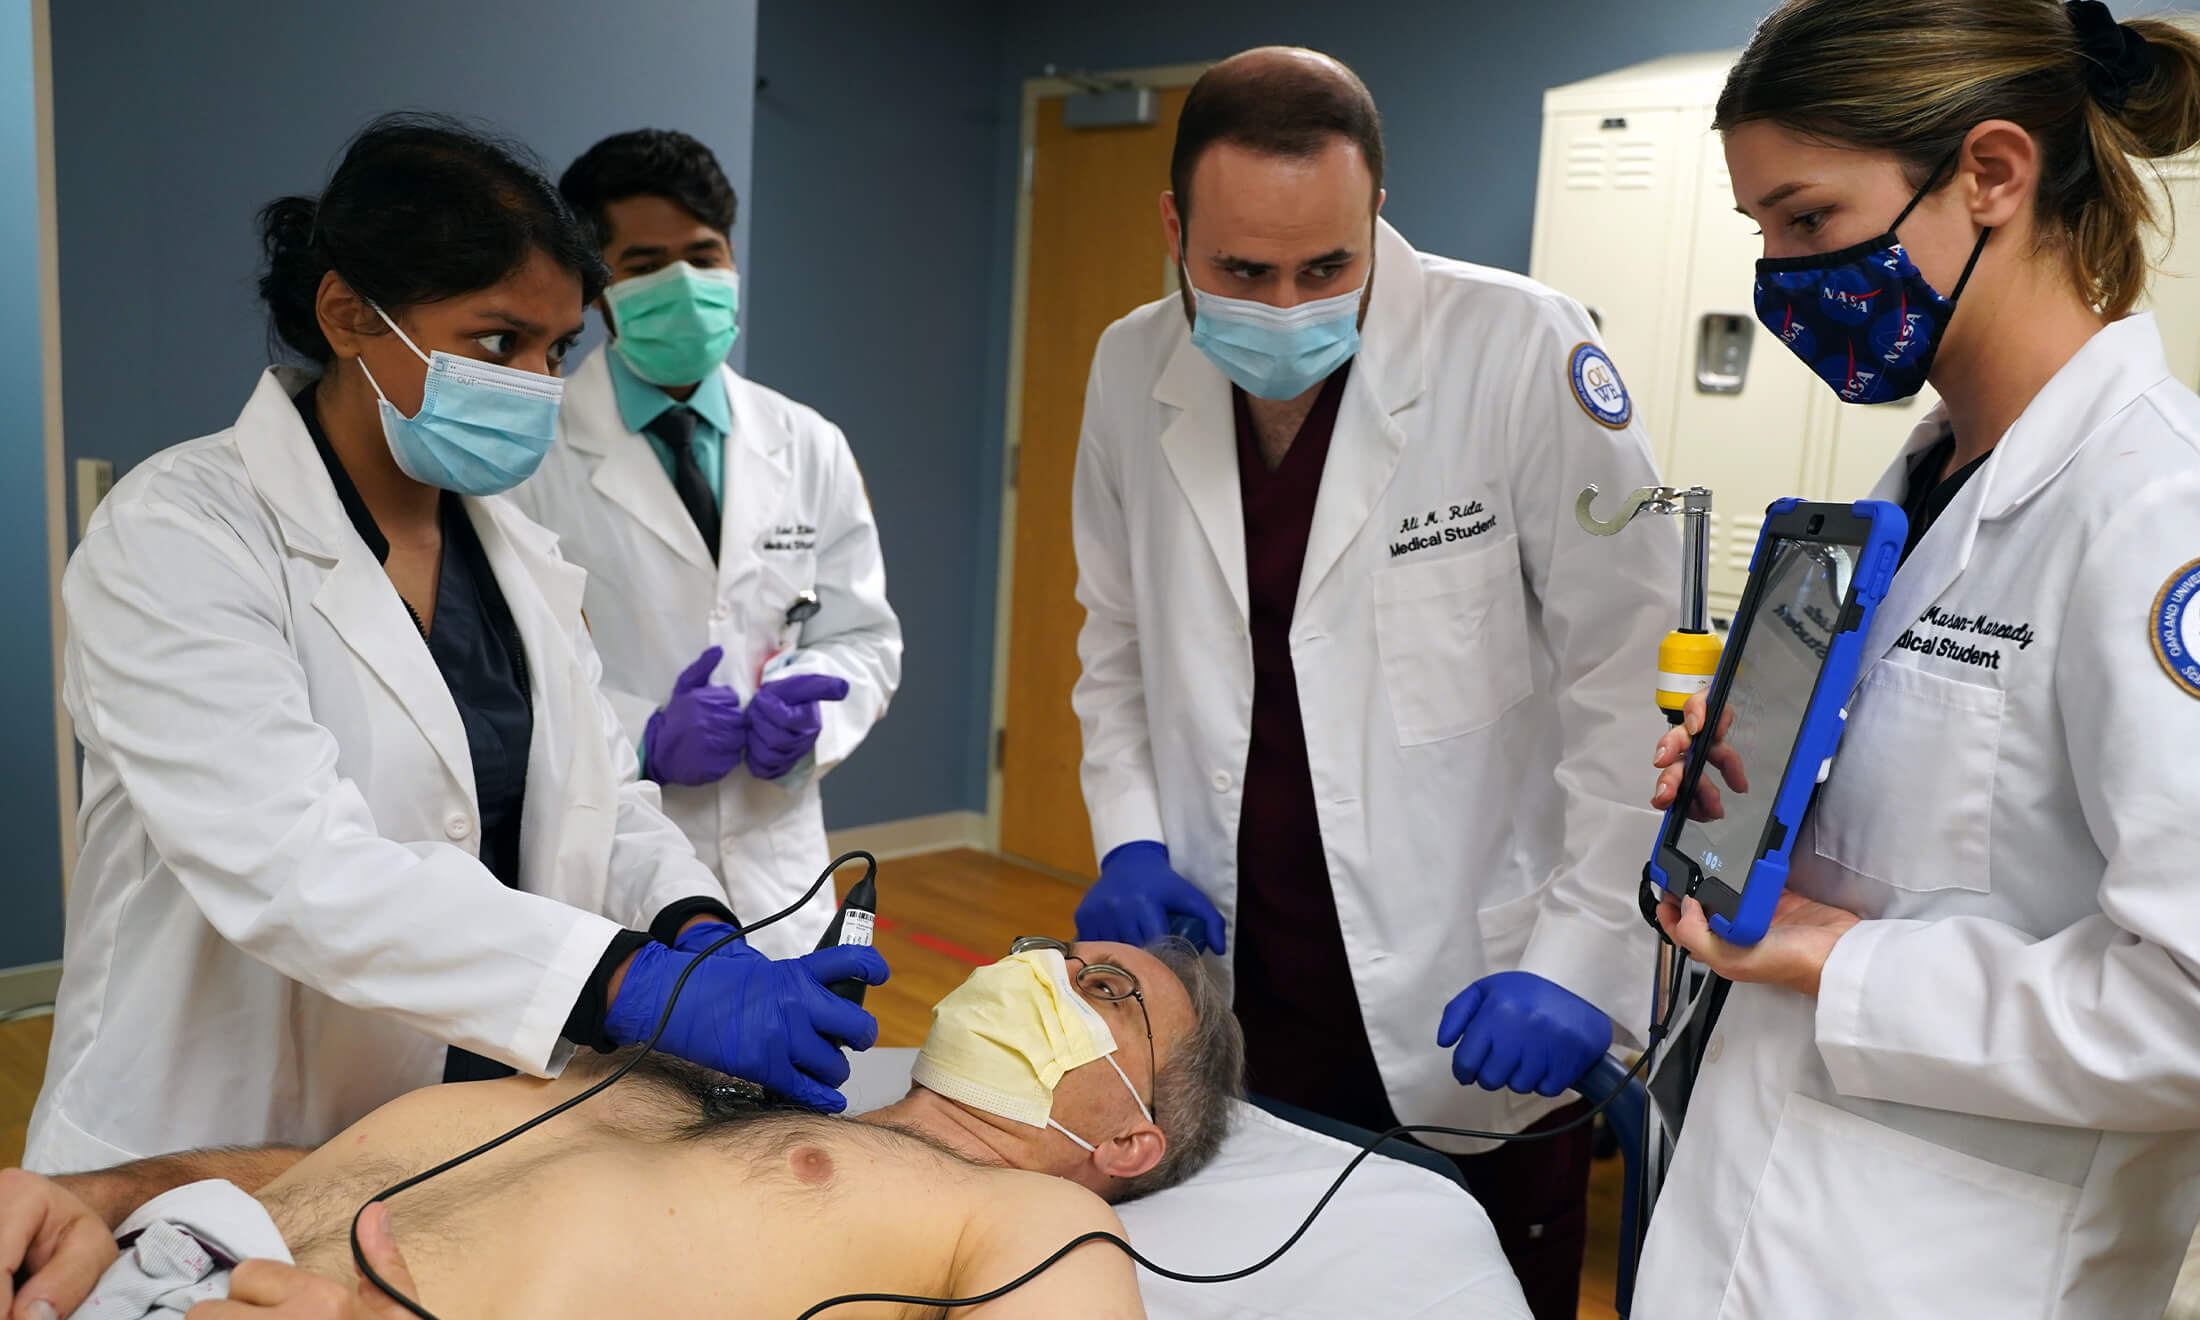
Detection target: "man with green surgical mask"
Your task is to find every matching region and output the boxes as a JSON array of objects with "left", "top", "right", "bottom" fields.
[{"left": 509, "top": 129, "right": 902, "bottom": 959}]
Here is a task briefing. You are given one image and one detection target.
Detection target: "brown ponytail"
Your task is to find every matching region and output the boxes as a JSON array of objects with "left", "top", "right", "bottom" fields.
[{"left": 1716, "top": 1, "right": 2200, "bottom": 318}]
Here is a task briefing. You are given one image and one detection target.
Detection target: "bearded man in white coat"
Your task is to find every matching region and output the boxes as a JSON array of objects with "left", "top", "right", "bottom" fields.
[{"left": 1067, "top": 48, "right": 1678, "bottom": 1320}]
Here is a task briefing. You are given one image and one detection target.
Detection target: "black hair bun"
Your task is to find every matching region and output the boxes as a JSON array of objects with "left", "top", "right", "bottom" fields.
[{"left": 256, "top": 195, "right": 332, "bottom": 363}]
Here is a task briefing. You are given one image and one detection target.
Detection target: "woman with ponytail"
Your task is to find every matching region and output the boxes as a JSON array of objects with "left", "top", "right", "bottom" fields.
[{"left": 1639, "top": 3, "right": 2200, "bottom": 1315}]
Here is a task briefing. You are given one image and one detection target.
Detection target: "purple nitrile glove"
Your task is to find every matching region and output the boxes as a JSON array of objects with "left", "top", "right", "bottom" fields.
[
  {"left": 644, "top": 647, "right": 747, "bottom": 787},
  {"left": 1437, "top": 970, "right": 1615, "bottom": 1098},
  {"left": 745, "top": 672, "right": 850, "bottom": 780},
  {"left": 1074, "top": 840, "right": 1226, "bottom": 955},
  {"left": 604, "top": 936, "right": 890, "bottom": 1113}
]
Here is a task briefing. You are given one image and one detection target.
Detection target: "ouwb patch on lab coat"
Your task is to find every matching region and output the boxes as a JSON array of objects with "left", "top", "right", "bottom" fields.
[
  {"left": 2152, "top": 558, "right": 2200, "bottom": 699},
  {"left": 1567, "top": 342, "right": 1632, "bottom": 429}
]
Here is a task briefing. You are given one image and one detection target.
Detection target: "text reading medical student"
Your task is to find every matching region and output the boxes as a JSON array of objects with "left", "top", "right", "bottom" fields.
[
  {"left": 27, "top": 116, "right": 886, "bottom": 1177},
  {"left": 1067, "top": 50, "right": 1677, "bottom": 1317},
  {"left": 1635, "top": 4, "right": 2200, "bottom": 1316},
  {"left": 507, "top": 129, "right": 901, "bottom": 959}
]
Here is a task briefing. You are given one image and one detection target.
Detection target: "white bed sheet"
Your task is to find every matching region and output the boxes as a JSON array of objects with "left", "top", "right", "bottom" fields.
[{"left": 844, "top": 1048, "right": 1531, "bottom": 1319}]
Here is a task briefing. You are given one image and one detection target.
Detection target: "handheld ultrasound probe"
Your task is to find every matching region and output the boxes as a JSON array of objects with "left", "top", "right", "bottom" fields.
[{"left": 814, "top": 862, "right": 879, "bottom": 1005}]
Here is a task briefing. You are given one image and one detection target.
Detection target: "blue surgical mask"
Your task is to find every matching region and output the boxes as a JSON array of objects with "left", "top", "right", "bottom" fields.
[
  {"left": 357, "top": 304, "right": 563, "bottom": 496},
  {"left": 1185, "top": 262, "right": 1365, "bottom": 401},
  {"left": 1752, "top": 160, "right": 1991, "bottom": 406}
]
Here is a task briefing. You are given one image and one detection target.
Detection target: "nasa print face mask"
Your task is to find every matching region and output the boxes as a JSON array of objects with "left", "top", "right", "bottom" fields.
[{"left": 1752, "top": 158, "right": 1991, "bottom": 406}]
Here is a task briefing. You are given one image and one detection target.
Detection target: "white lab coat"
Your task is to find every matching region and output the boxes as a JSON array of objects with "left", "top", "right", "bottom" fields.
[
  {"left": 27, "top": 368, "right": 725, "bottom": 1174},
  {"left": 506, "top": 350, "right": 900, "bottom": 958},
  {"left": 1633, "top": 315, "right": 2200, "bottom": 1319},
  {"left": 1072, "top": 220, "right": 1678, "bottom": 1149}
]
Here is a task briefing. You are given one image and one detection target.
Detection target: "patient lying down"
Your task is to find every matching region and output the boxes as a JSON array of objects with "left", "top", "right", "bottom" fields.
[{"left": 22, "top": 940, "right": 1245, "bottom": 1320}]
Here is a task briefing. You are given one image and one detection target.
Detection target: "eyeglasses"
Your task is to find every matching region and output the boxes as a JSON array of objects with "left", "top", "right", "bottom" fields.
[{"left": 1010, "top": 936, "right": 1157, "bottom": 1121}]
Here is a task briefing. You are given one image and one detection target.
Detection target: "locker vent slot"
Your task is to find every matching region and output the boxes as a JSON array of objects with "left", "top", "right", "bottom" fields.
[
  {"left": 1566, "top": 137, "right": 1608, "bottom": 190},
  {"left": 1728, "top": 513, "right": 1764, "bottom": 571},
  {"left": 1614, "top": 140, "right": 1659, "bottom": 190}
]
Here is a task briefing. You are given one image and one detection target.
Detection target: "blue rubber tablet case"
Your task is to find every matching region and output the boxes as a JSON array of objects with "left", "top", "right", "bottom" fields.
[{"left": 1644, "top": 499, "right": 1907, "bottom": 946}]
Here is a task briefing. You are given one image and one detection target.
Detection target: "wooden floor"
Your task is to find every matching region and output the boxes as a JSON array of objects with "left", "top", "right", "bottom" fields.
[
  {"left": 832, "top": 847, "right": 1084, "bottom": 1049},
  {"left": 0, "top": 1011, "right": 51, "bottom": 1169},
  {"left": 0, "top": 847, "right": 1622, "bottom": 1317}
]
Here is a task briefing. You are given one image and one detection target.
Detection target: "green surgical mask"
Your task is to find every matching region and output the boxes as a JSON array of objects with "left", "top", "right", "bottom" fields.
[{"left": 605, "top": 261, "right": 740, "bottom": 387}]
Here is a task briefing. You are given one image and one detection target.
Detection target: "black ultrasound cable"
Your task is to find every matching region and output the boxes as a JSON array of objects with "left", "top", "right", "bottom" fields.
[
  {"left": 348, "top": 850, "right": 879, "bottom": 1320},
  {"left": 791, "top": 943, "right": 1694, "bottom": 1318}
]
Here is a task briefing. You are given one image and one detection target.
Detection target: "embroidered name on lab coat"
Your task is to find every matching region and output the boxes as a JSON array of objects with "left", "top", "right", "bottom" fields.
[
  {"left": 1893, "top": 604, "right": 2037, "bottom": 672},
  {"left": 758, "top": 522, "right": 817, "bottom": 553},
  {"left": 1389, "top": 501, "right": 1496, "bottom": 559}
]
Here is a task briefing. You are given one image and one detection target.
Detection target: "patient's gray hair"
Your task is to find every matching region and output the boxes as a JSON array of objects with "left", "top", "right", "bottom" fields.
[{"left": 1111, "top": 937, "right": 1247, "bottom": 1203}]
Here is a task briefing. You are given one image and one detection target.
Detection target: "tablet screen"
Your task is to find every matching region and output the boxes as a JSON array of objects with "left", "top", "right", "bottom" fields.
[{"left": 1669, "top": 539, "right": 1858, "bottom": 884}]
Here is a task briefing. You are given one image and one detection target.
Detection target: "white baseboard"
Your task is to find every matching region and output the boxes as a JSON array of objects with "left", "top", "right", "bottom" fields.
[
  {"left": 0, "top": 960, "right": 60, "bottom": 1017},
  {"left": 826, "top": 810, "right": 988, "bottom": 862}
]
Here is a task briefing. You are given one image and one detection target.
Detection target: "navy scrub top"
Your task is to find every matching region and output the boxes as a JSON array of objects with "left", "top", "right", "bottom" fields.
[{"left": 296, "top": 387, "right": 535, "bottom": 1083}]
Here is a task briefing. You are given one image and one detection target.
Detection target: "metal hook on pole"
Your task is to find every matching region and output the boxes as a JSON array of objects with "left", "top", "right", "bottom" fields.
[
  {"left": 1577, "top": 484, "right": 1681, "bottom": 536},
  {"left": 1578, "top": 484, "right": 1715, "bottom": 638}
]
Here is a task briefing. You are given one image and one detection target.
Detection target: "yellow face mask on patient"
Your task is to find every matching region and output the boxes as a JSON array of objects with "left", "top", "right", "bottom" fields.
[{"left": 911, "top": 948, "right": 1151, "bottom": 1147}]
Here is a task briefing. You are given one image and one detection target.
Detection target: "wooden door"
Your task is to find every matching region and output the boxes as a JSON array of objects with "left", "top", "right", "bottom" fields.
[{"left": 998, "top": 87, "right": 1189, "bottom": 878}]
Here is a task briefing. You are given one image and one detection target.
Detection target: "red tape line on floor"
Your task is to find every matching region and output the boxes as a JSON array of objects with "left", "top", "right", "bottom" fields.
[{"left": 870, "top": 914, "right": 991, "bottom": 967}]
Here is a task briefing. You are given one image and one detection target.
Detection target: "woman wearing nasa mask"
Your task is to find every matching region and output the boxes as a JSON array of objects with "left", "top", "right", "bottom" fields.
[
  {"left": 1637, "top": 4, "right": 2200, "bottom": 1317},
  {"left": 23, "top": 114, "right": 884, "bottom": 1198}
]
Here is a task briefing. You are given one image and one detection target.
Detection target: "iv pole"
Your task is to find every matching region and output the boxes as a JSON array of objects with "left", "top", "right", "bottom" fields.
[{"left": 1575, "top": 483, "right": 1720, "bottom": 1294}]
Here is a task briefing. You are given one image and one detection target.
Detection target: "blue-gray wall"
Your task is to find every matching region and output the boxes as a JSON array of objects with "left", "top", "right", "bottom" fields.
[
  {"left": 991, "top": 1, "right": 1780, "bottom": 271},
  {"left": 51, "top": 0, "right": 758, "bottom": 483},
  {"left": 0, "top": 0, "right": 60, "bottom": 970},
  {"left": 1000, "top": 3, "right": 2200, "bottom": 265},
  {"left": 749, "top": 0, "right": 1009, "bottom": 828}
]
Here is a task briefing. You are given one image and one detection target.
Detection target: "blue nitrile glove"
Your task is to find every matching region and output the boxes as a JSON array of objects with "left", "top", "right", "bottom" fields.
[
  {"left": 1437, "top": 970, "right": 1615, "bottom": 1097},
  {"left": 745, "top": 672, "right": 851, "bottom": 780},
  {"left": 1074, "top": 841, "right": 1226, "bottom": 954},
  {"left": 604, "top": 936, "right": 889, "bottom": 1112},
  {"left": 644, "top": 647, "right": 748, "bottom": 786},
  {"left": 673, "top": 921, "right": 745, "bottom": 956}
]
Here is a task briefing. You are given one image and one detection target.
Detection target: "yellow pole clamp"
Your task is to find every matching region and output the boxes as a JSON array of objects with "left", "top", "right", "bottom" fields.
[{"left": 1655, "top": 629, "right": 1724, "bottom": 722}]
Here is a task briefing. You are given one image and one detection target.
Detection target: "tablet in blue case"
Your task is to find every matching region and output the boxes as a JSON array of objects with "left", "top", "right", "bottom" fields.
[{"left": 1643, "top": 499, "right": 1907, "bottom": 946}]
